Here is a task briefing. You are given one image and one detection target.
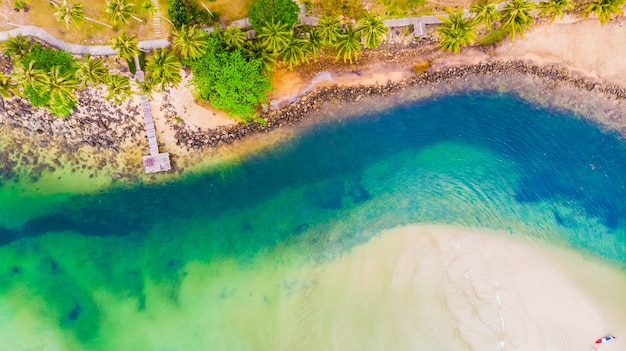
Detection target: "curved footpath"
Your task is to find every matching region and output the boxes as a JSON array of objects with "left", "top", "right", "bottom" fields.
[
  {"left": 0, "top": 12, "right": 441, "bottom": 55},
  {"left": 0, "top": 26, "right": 170, "bottom": 55}
]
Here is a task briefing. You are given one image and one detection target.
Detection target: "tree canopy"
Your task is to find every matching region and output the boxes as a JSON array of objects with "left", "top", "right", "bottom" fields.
[
  {"left": 247, "top": 0, "right": 300, "bottom": 31},
  {"left": 186, "top": 35, "right": 272, "bottom": 122}
]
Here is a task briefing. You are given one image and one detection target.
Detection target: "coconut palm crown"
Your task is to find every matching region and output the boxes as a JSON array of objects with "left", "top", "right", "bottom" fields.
[
  {"left": 109, "top": 30, "right": 140, "bottom": 59},
  {"left": 470, "top": 0, "right": 501, "bottom": 29},
  {"left": 172, "top": 25, "right": 208, "bottom": 60},
  {"left": 358, "top": 13, "right": 388, "bottom": 49},
  {"left": 583, "top": 0, "right": 623, "bottom": 25},
  {"left": 437, "top": 7, "right": 476, "bottom": 53},
  {"left": 501, "top": 0, "right": 534, "bottom": 40},
  {"left": 537, "top": 0, "right": 573, "bottom": 22}
]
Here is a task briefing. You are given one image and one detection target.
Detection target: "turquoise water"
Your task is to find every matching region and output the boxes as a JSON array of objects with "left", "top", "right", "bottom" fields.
[{"left": 1, "top": 91, "right": 626, "bottom": 349}]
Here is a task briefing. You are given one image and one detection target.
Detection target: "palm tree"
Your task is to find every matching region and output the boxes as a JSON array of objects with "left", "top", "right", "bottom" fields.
[
  {"left": 49, "top": 0, "right": 114, "bottom": 29},
  {"left": 470, "top": 0, "right": 501, "bottom": 29},
  {"left": 75, "top": 54, "right": 109, "bottom": 87},
  {"left": 257, "top": 20, "right": 292, "bottom": 54},
  {"left": 105, "top": 74, "right": 132, "bottom": 103},
  {"left": 220, "top": 27, "right": 246, "bottom": 50},
  {"left": 109, "top": 30, "right": 140, "bottom": 59},
  {"left": 315, "top": 15, "right": 341, "bottom": 46},
  {"left": 298, "top": 24, "right": 322, "bottom": 62},
  {"left": 243, "top": 40, "right": 276, "bottom": 72},
  {"left": 136, "top": 78, "right": 157, "bottom": 99},
  {"left": 39, "top": 65, "right": 78, "bottom": 105},
  {"left": 437, "top": 7, "right": 476, "bottom": 53},
  {"left": 501, "top": 0, "right": 534, "bottom": 40},
  {"left": 583, "top": 0, "right": 623, "bottom": 25},
  {"left": 106, "top": 0, "right": 142, "bottom": 26},
  {"left": 172, "top": 25, "right": 208, "bottom": 59},
  {"left": 335, "top": 25, "right": 362, "bottom": 64},
  {"left": 280, "top": 33, "right": 310, "bottom": 70},
  {"left": 0, "top": 73, "right": 20, "bottom": 110},
  {"left": 2, "top": 35, "right": 32, "bottom": 58},
  {"left": 537, "top": 0, "right": 573, "bottom": 22},
  {"left": 50, "top": 0, "right": 84, "bottom": 29},
  {"left": 358, "top": 13, "right": 387, "bottom": 49},
  {"left": 0, "top": 73, "right": 20, "bottom": 98},
  {"left": 146, "top": 48, "right": 182, "bottom": 90},
  {"left": 10, "top": 61, "right": 42, "bottom": 91}
]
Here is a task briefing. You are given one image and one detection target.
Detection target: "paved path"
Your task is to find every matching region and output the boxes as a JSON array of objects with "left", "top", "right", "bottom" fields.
[
  {"left": 0, "top": 8, "right": 453, "bottom": 56},
  {"left": 0, "top": 26, "right": 170, "bottom": 55}
]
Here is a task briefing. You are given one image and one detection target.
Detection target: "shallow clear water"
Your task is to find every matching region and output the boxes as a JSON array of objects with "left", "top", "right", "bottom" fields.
[{"left": 1, "top": 91, "right": 625, "bottom": 350}]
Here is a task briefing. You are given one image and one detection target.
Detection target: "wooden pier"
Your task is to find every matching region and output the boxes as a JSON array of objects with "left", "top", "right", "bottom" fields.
[{"left": 134, "top": 55, "right": 171, "bottom": 173}]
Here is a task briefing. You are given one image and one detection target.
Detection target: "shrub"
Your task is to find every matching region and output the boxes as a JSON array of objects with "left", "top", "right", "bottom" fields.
[
  {"left": 168, "top": 0, "right": 210, "bottom": 29},
  {"left": 479, "top": 28, "right": 509, "bottom": 45},
  {"left": 247, "top": 0, "right": 300, "bottom": 31},
  {"left": 413, "top": 60, "right": 431, "bottom": 74}
]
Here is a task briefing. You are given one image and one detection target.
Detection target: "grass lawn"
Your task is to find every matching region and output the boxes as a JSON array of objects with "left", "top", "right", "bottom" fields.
[{"left": 1, "top": 0, "right": 165, "bottom": 44}]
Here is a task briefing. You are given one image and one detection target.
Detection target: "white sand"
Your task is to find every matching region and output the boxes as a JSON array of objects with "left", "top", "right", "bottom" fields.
[{"left": 495, "top": 16, "right": 626, "bottom": 87}]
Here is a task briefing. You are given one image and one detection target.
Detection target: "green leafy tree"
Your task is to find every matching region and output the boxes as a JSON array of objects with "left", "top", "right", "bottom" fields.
[
  {"left": 280, "top": 33, "right": 310, "bottom": 69},
  {"left": 109, "top": 30, "right": 140, "bottom": 59},
  {"left": 105, "top": 74, "right": 132, "bottom": 103},
  {"left": 315, "top": 15, "right": 341, "bottom": 46},
  {"left": 243, "top": 40, "right": 277, "bottom": 72},
  {"left": 335, "top": 25, "right": 362, "bottom": 64},
  {"left": 167, "top": 0, "right": 210, "bottom": 29},
  {"left": 257, "top": 20, "right": 292, "bottom": 54},
  {"left": 2, "top": 35, "right": 32, "bottom": 58},
  {"left": 172, "top": 25, "right": 208, "bottom": 59},
  {"left": 146, "top": 48, "right": 182, "bottom": 90},
  {"left": 220, "top": 27, "right": 247, "bottom": 50},
  {"left": 437, "top": 7, "right": 476, "bottom": 53},
  {"left": 470, "top": 0, "right": 501, "bottom": 29},
  {"left": 106, "top": 0, "right": 142, "bottom": 25},
  {"left": 537, "top": 0, "right": 573, "bottom": 22},
  {"left": 186, "top": 35, "right": 272, "bottom": 122},
  {"left": 501, "top": 0, "right": 534, "bottom": 40},
  {"left": 39, "top": 65, "right": 78, "bottom": 106},
  {"left": 247, "top": 0, "right": 300, "bottom": 31},
  {"left": 583, "top": 0, "right": 623, "bottom": 25},
  {"left": 358, "top": 13, "right": 387, "bottom": 49},
  {"left": 75, "top": 54, "right": 109, "bottom": 87}
]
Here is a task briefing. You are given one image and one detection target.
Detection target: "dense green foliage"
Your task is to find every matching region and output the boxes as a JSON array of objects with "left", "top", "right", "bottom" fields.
[
  {"left": 320, "top": 0, "right": 365, "bottom": 19},
  {"left": 247, "top": 0, "right": 300, "bottom": 31},
  {"left": 167, "top": 0, "right": 210, "bottom": 29},
  {"left": 186, "top": 35, "right": 272, "bottom": 122},
  {"left": 437, "top": 7, "right": 476, "bottom": 53},
  {"left": 18, "top": 44, "right": 78, "bottom": 117}
]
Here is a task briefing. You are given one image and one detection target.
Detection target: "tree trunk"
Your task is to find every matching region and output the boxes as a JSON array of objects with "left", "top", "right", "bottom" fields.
[{"left": 84, "top": 16, "right": 115, "bottom": 29}]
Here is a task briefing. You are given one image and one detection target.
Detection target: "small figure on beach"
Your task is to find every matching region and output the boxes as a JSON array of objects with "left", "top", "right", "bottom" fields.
[{"left": 595, "top": 335, "right": 616, "bottom": 344}]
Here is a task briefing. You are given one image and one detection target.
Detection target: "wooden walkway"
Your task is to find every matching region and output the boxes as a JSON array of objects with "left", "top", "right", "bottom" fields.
[{"left": 134, "top": 56, "right": 171, "bottom": 174}]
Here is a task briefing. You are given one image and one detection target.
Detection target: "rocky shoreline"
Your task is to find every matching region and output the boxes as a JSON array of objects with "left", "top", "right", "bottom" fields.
[
  {"left": 2, "top": 58, "right": 626, "bottom": 183},
  {"left": 171, "top": 59, "right": 626, "bottom": 149}
]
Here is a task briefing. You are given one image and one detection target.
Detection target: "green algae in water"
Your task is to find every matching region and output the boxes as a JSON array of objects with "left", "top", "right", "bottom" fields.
[{"left": 1, "top": 92, "right": 626, "bottom": 350}]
